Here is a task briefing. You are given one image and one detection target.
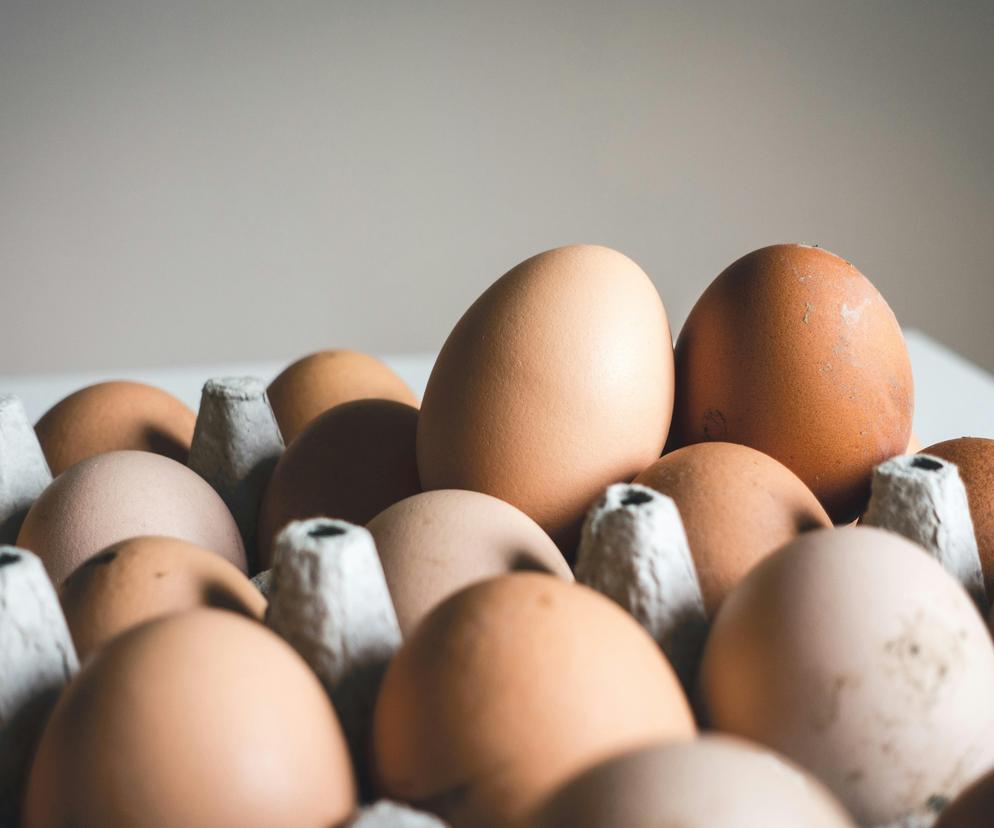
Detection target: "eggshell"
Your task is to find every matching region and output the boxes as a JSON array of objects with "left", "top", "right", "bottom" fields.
[
  {"left": 670, "top": 244, "right": 913, "bottom": 523},
  {"left": 16, "top": 450, "right": 247, "bottom": 584},
  {"left": 268, "top": 349, "right": 418, "bottom": 444},
  {"left": 699, "top": 526, "right": 994, "bottom": 825},
  {"left": 367, "top": 489, "right": 572, "bottom": 635},
  {"left": 417, "top": 244, "right": 674, "bottom": 554},
  {"left": 60, "top": 535, "right": 265, "bottom": 660},
  {"left": 35, "top": 380, "right": 196, "bottom": 476},
  {"left": 257, "top": 399, "right": 420, "bottom": 568},
  {"left": 934, "top": 766, "right": 994, "bottom": 828},
  {"left": 634, "top": 441, "right": 831, "bottom": 613},
  {"left": 21, "top": 608, "right": 356, "bottom": 827},
  {"left": 530, "top": 734, "right": 856, "bottom": 828},
  {"left": 371, "top": 572, "right": 696, "bottom": 828},
  {"left": 921, "top": 437, "right": 994, "bottom": 598}
]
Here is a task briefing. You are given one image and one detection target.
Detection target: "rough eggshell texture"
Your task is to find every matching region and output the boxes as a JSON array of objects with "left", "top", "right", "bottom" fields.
[
  {"left": 60, "top": 535, "right": 266, "bottom": 661},
  {"left": 699, "top": 526, "right": 994, "bottom": 826},
  {"left": 372, "top": 572, "right": 696, "bottom": 828},
  {"left": 670, "top": 244, "right": 913, "bottom": 523},
  {"left": 367, "top": 489, "right": 572, "bottom": 635},
  {"left": 417, "top": 244, "right": 674, "bottom": 555},
  {"left": 257, "top": 399, "right": 420, "bottom": 568},
  {"left": 16, "top": 450, "right": 247, "bottom": 585},
  {"left": 921, "top": 437, "right": 994, "bottom": 598},
  {"left": 530, "top": 734, "right": 856, "bottom": 828},
  {"left": 21, "top": 609, "right": 356, "bottom": 828},
  {"left": 634, "top": 441, "right": 831, "bottom": 614},
  {"left": 268, "top": 349, "right": 418, "bottom": 444},
  {"left": 35, "top": 380, "right": 196, "bottom": 476}
]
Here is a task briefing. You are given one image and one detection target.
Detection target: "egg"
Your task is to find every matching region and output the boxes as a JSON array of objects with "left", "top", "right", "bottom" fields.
[
  {"left": 367, "top": 489, "right": 572, "bottom": 635},
  {"left": 267, "top": 349, "right": 418, "bottom": 443},
  {"left": 371, "top": 572, "right": 695, "bottom": 828},
  {"left": 634, "top": 441, "right": 831, "bottom": 613},
  {"left": 529, "top": 734, "right": 855, "bottom": 828},
  {"left": 920, "top": 437, "right": 994, "bottom": 598},
  {"left": 934, "top": 766, "right": 994, "bottom": 828},
  {"left": 699, "top": 526, "right": 994, "bottom": 825},
  {"left": 21, "top": 609, "right": 356, "bottom": 827},
  {"left": 670, "top": 244, "right": 913, "bottom": 523},
  {"left": 16, "top": 450, "right": 246, "bottom": 584},
  {"left": 35, "top": 380, "right": 196, "bottom": 476},
  {"left": 60, "top": 535, "right": 265, "bottom": 660},
  {"left": 417, "top": 244, "right": 674, "bottom": 554},
  {"left": 256, "top": 398, "right": 420, "bottom": 568}
]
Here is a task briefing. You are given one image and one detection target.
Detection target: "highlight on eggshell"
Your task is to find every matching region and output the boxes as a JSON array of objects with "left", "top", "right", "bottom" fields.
[{"left": 416, "top": 243, "right": 675, "bottom": 557}]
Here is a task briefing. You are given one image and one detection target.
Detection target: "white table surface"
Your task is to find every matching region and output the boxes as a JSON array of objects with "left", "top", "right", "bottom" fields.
[{"left": 0, "top": 330, "right": 991, "bottom": 447}]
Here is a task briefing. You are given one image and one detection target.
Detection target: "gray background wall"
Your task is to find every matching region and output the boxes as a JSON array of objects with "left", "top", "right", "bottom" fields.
[{"left": 1, "top": 1, "right": 992, "bottom": 375}]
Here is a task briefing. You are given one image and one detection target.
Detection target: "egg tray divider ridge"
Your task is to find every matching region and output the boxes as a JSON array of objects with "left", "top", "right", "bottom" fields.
[{"left": 0, "top": 381, "right": 981, "bottom": 828}]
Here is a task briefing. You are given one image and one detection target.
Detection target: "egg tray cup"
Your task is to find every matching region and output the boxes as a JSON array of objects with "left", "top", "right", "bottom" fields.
[{"left": 0, "top": 375, "right": 983, "bottom": 828}]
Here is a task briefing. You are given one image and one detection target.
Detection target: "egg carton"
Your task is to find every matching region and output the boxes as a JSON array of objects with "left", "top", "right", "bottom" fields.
[{"left": 0, "top": 377, "right": 985, "bottom": 827}]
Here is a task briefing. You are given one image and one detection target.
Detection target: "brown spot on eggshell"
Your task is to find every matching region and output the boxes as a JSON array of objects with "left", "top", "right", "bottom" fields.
[{"left": 60, "top": 535, "right": 265, "bottom": 660}]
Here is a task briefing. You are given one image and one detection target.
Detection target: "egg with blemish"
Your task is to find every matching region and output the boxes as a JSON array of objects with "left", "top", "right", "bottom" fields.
[{"left": 669, "top": 244, "right": 913, "bottom": 523}]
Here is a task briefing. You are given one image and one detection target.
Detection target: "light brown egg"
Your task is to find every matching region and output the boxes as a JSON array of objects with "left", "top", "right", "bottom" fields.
[
  {"left": 921, "top": 437, "right": 994, "bottom": 598},
  {"left": 634, "top": 442, "right": 831, "bottom": 613},
  {"left": 530, "top": 735, "right": 855, "bottom": 828},
  {"left": 367, "top": 489, "right": 571, "bottom": 635},
  {"left": 60, "top": 535, "right": 265, "bottom": 661},
  {"left": 268, "top": 349, "right": 418, "bottom": 444},
  {"left": 417, "top": 244, "right": 674, "bottom": 556},
  {"left": 21, "top": 609, "right": 356, "bottom": 827},
  {"left": 35, "top": 380, "right": 196, "bottom": 476},
  {"left": 257, "top": 399, "right": 420, "bottom": 568},
  {"left": 699, "top": 526, "right": 994, "bottom": 826},
  {"left": 907, "top": 432, "right": 923, "bottom": 453},
  {"left": 670, "top": 244, "right": 913, "bottom": 523},
  {"left": 371, "top": 572, "right": 696, "bottom": 828},
  {"left": 16, "top": 450, "right": 246, "bottom": 585}
]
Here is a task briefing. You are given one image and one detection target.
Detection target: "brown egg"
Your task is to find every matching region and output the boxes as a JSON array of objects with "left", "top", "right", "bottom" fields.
[
  {"left": 60, "top": 535, "right": 265, "bottom": 660},
  {"left": 530, "top": 735, "right": 856, "bottom": 828},
  {"left": 257, "top": 399, "right": 420, "bottom": 568},
  {"left": 921, "top": 437, "right": 994, "bottom": 598},
  {"left": 16, "top": 450, "right": 246, "bottom": 585},
  {"left": 367, "top": 489, "right": 572, "bottom": 635},
  {"left": 22, "top": 609, "right": 356, "bottom": 827},
  {"left": 268, "top": 349, "right": 418, "bottom": 443},
  {"left": 634, "top": 442, "right": 831, "bottom": 613},
  {"left": 372, "top": 573, "right": 696, "bottom": 828},
  {"left": 417, "top": 244, "right": 674, "bottom": 556},
  {"left": 699, "top": 526, "right": 994, "bottom": 826},
  {"left": 35, "top": 380, "right": 196, "bottom": 476},
  {"left": 670, "top": 244, "right": 913, "bottom": 523}
]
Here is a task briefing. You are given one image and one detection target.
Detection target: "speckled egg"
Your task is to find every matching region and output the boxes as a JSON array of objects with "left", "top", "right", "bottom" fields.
[{"left": 670, "top": 244, "right": 913, "bottom": 523}]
